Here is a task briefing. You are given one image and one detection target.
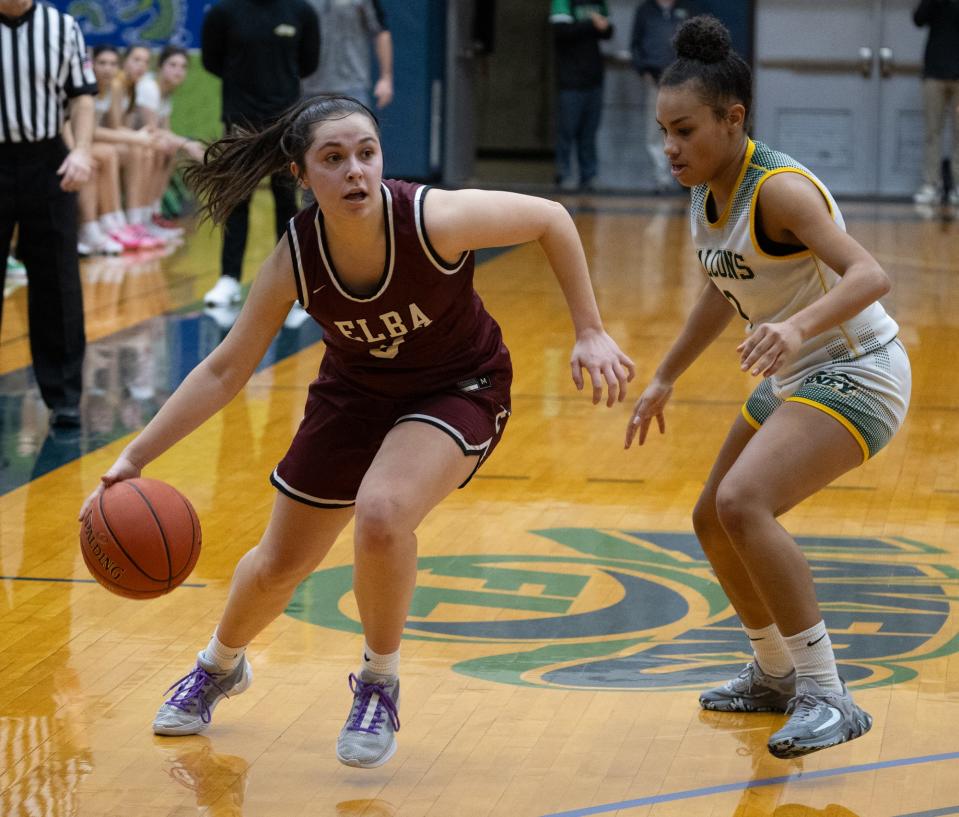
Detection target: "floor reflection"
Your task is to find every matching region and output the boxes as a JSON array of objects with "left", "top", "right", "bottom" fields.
[
  {"left": 156, "top": 735, "right": 249, "bottom": 816},
  {"left": 696, "top": 709, "right": 866, "bottom": 816},
  {"left": 0, "top": 293, "right": 322, "bottom": 495},
  {"left": 335, "top": 799, "right": 399, "bottom": 816},
  {"left": 0, "top": 676, "right": 94, "bottom": 817},
  {"left": 0, "top": 443, "right": 93, "bottom": 816}
]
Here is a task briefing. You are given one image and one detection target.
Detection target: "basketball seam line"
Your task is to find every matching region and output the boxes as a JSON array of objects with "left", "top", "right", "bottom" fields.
[
  {"left": 127, "top": 481, "right": 175, "bottom": 589},
  {"left": 96, "top": 486, "right": 170, "bottom": 585},
  {"left": 169, "top": 491, "right": 200, "bottom": 582}
]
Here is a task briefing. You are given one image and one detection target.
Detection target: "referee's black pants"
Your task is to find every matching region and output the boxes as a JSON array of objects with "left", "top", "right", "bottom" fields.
[{"left": 0, "top": 138, "right": 85, "bottom": 411}]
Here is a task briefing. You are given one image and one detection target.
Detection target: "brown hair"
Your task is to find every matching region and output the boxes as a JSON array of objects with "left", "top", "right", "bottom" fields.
[{"left": 183, "top": 95, "right": 380, "bottom": 225}]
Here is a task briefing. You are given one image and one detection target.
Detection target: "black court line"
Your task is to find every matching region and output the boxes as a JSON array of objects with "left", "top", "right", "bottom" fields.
[
  {"left": 895, "top": 808, "right": 959, "bottom": 817},
  {"left": 0, "top": 575, "right": 206, "bottom": 587}
]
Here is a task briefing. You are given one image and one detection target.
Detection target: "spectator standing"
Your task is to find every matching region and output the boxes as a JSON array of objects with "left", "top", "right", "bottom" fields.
[
  {"left": 913, "top": 0, "right": 959, "bottom": 205},
  {"left": 630, "top": 0, "right": 701, "bottom": 192},
  {"left": 201, "top": 0, "right": 320, "bottom": 307},
  {"left": 0, "top": 0, "right": 96, "bottom": 428},
  {"left": 301, "top": 0, "right": 393, "bottom": 111},
  {"left": 550, "top": 1, "right": 613, "bottom": 192}
]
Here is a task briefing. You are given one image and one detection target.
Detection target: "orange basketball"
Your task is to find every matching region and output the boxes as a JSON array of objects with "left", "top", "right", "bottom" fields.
[{"left": 79, "top": 478, "right": 201, "bottom": 599}]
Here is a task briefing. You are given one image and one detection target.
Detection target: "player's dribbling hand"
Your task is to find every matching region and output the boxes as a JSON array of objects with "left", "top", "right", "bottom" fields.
[
  {"left": 737, "top": 319, "right": 802, "bottom": 377},
  {"left": 78, "top": 455, "right": 142, "bottom": 521},
  {"left": 570, "top": 331, "right": 636, "bottom": 407},
  {"left": 625, "top": 378, "right": 672, "bottom": 449}
]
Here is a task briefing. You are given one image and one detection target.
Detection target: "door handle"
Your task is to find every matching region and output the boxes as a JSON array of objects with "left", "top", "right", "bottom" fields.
[
  {"left": 859, "top": 46, "right": 874, "bottom": 78},
  {"left": 879, "top": 47, "right": 894, "bottom": 78}
]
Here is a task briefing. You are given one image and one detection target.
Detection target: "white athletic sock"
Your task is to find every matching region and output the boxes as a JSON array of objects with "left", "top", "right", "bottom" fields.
[
  {"left": 79, "top": 221, "right": 106, "bottom": 246},
  {"left": 100, "top": 210, "right": 126, "bottom": 233},
  {"left": 743, "top": 622, "right": 793, "bottom": 677},
  {"left": 126, "top": 206, "right": 151, "bottom": 225},
  {"left": 782, "top": 621, "right": 842, "bottom": 693},
  {"left": 360, "top": 643, "right": 399, "bottom": 679},
  {"left": 200, "top": 631, "right": 246, "bottom": 673}
]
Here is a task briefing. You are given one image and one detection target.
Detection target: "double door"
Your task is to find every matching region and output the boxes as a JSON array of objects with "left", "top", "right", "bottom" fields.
[{"left": 754, "top": 0, "right": 928, "bottom": 196}]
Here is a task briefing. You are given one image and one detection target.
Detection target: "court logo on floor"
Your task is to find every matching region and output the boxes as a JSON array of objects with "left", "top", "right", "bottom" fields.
[{"left": 286, "top": 530, "right": 957, "bottom": 690}]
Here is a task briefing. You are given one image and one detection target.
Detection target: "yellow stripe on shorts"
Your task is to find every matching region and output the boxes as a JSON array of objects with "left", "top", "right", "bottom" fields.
[{"left": 786, "top": 396, "right": 870, "bottom": 461}]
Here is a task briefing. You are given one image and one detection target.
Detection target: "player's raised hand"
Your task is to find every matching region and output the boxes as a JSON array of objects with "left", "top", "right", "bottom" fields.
[{"left": 570, "top": 331, "right": 635, "bottom": 407}]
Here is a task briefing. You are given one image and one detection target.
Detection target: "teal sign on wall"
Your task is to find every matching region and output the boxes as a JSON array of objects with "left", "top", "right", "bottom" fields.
[
  {"left": 56, "top": 0, "right": 204, "bottom": 47},
  {"left": 287, "top": 529, "right": 959, "bottom": 691}
]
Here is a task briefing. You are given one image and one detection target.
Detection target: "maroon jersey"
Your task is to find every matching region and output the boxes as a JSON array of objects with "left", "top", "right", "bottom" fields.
[{"left": 286, "top": 179, "right": 509, "bottom": 397}]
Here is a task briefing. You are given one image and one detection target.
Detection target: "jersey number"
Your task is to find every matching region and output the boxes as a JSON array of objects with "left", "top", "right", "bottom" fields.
[
  {"left": 722, "top": 290, "right": 751, "bottom": 322},
  {"left": 370, "top": 338, "right": 404, "bottom": 359}
]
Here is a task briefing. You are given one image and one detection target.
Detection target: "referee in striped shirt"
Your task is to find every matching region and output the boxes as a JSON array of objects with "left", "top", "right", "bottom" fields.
[{"left": 0, "top": 0, "right": 95, "bottom": 429}]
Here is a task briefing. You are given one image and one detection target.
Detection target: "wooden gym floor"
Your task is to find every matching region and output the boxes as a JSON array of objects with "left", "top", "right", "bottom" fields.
[{"left": 1, "top": 189, "right": 958, "bottom": 817}]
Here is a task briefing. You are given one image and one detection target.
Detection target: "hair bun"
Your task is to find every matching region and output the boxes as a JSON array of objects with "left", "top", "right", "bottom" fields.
[{"left": 673, "top": 15, "right": 732, "bottom": 64}]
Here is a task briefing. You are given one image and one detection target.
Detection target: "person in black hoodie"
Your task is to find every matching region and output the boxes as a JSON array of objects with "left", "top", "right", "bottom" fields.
[
  {"left": 550, "top": 1, "right": 613, "bottom": 191},
  {"left": 201, "top": 0, "right": 320, "bottom": 307},
  {"left": 913, "top": 0, "right": 959, "bottom": 205}
]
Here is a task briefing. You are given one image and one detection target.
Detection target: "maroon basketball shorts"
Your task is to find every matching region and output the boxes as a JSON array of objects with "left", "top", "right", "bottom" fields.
[{"left": 270, "top": 369, "right": 512, "bottom": 509}]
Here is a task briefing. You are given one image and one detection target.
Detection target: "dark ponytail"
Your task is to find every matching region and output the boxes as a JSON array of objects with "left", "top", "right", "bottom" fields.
[
  {"left": 183, "top": 95, "right": 380, "bottom": 226},
  {"left": 661, "top": 15, "right": 752, "bottom": 123}
]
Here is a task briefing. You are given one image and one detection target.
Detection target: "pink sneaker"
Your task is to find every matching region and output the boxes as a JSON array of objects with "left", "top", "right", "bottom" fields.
[
  {"left": 152, "top": 214, "right": 185, "bottom": 235},
  {"left": 128, "top": 224, "right": 168, "bottom": 248},
  {"left": 109, "top": 224, "right": 164, "bottom": 251}
]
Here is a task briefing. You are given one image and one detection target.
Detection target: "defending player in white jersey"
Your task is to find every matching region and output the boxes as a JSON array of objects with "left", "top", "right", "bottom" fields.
[{"left": 625, "top": 15, "right": 910, "bottom": 759}]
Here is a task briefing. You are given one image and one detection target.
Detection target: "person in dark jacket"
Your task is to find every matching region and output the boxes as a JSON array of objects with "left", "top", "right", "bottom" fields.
[
  {"left": 631, "top": 0, "right": 702, "bottom": 191},
  {"left": 913, "top": 0, "right": 959, "bottom": 205},
  {"left": 550, "top": 0, "right": 613, "bottom": 191},
  {"left": 201, "top": 0, "right": 320, "bottom": 307}
]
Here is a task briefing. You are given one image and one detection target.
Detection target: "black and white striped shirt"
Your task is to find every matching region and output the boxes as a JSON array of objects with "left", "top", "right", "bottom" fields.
[{"left": 0, "top": 2, "right": 96, "bottom": 143}]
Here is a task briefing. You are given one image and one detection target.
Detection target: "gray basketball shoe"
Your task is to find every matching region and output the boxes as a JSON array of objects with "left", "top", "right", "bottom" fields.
[
  {"left": 767, "top": 676, "right": 873, "bottom": 758},
  {"left": 336, "top": 671, "right": 400, "bottom": 768},
  {"left": 152, "top": 653, "right": 253, "bottom": 736},
  {"left": 699, "top": 662, "right": 796, "bottom": 713}
]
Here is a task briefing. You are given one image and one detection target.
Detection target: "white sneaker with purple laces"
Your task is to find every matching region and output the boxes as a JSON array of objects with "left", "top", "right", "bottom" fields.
[
  {"left": 336, "top": 670, "right": 400, "bottom": 768},
  {"left": 152, "top": 653, "right": 252, "bottom": 736}
]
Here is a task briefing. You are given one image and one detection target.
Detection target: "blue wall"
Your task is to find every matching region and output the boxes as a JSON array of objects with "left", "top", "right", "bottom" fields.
[
  {"left": 699, "top": 0, "right": 752, "bottom": 61},
  {"left": 375, "top": 0, "right": 446, "bottom": 180}
]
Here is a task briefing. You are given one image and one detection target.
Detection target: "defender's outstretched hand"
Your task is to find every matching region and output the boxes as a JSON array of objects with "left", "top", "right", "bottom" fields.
[
  {"left": 570, "top": 331, "right": 636, "bottom": 407},
  {"left": 625, "top": 378, "right": 673, "bottom": 448},
  {"left": 78, "top": 454, "right": 142, "bottom": 520}
]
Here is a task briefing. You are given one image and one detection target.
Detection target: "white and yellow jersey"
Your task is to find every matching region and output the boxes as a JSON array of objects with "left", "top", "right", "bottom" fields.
[{"left": 690, "top": 139, "right": 899, "bottom": 393}]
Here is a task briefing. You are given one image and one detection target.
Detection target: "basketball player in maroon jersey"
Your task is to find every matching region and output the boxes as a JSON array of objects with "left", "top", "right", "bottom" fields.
[{"left": 80, "top": 95, "right": 634, "bottom": 768}]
